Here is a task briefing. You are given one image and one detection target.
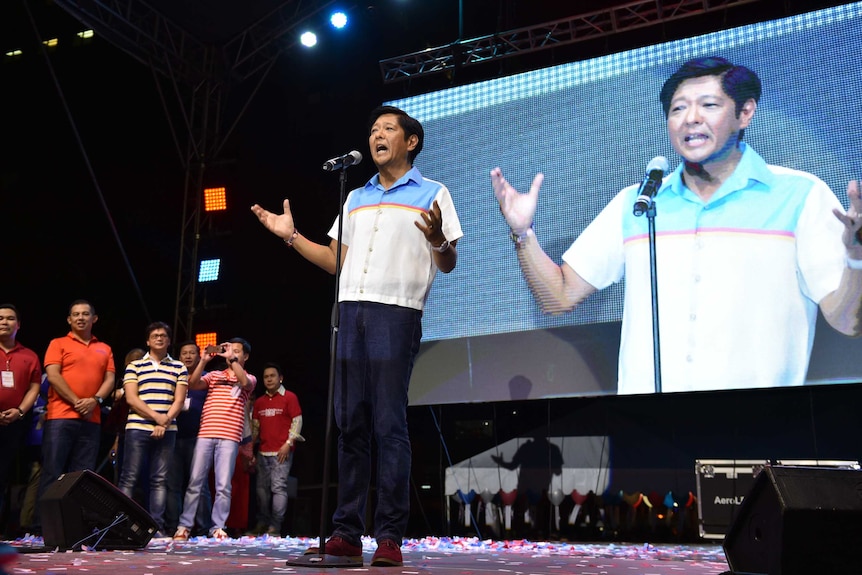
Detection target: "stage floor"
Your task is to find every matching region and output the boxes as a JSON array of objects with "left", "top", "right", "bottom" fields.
[{"left": 3, "top": 535, "right": 730, "bottom": 575}]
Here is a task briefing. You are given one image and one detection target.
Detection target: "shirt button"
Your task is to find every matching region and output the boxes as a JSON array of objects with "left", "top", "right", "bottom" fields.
[
  {"left": 689, "top": 314, "right": 696, "bottom": 321},
  {"left": 686, "top": 355, "right": 693, "bottom": 362}
]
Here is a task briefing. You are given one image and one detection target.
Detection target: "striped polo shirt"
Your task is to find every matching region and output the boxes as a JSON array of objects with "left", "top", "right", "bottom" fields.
[
  {"left": 198, "top": 369, "right": 256, "bottom": 443},
  {"left": 123, "top": 354, "right": 188, "bottom": 432}
]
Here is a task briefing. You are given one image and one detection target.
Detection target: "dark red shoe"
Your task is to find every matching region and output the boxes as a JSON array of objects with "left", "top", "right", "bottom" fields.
[
  {"left": 371, "top": 539, "right": 403, "bottom": 567},
  {"left": 303, "top": 536, "right": 362, "bottom": 564}
]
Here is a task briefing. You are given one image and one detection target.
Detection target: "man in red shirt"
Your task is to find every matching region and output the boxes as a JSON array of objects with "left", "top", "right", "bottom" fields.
[
  {"left": 0, "top": 304, "right": 41, "bottom": 536},
  {"left": 250, "top": 363, "right": 302, "bottom": 536}
]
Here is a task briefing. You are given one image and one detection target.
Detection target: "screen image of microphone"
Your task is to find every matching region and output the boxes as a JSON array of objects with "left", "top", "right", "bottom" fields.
[
  {"left": 632, "top": 156, "right": 669, "bottom": 216},
  {"left": 322, "top": 150, "right": 363, "bottom": 172}
]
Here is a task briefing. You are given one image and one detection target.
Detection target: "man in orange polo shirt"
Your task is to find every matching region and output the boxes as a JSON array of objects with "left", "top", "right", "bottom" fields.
[{"left": 37, "top": 300, "right": 115, "bottom": 511}]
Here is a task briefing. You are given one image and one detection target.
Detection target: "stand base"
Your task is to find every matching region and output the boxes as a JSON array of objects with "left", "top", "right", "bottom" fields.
[{"left": 285, "top": 553, "right": 363, "bottom": 568}]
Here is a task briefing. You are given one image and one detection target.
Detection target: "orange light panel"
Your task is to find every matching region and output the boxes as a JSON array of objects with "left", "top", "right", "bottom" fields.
[
  {"left": 196, "top": 332, "right": 218, "bottom": 350},
  {"left": 204, "top": 187, "right": 227, "bottom": 212}
]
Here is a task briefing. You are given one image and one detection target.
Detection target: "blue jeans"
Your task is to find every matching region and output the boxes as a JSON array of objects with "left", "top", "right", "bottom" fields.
[
  {"left": 38, "top": 419, "right": 101, "bottom": 505},
  {"left": 179, "top": 437, "right": 238, "bottom": 532},
  {"left": 255, "top": 452, "right": 294, "bottom": 531},
  {"left": 165, "top": 436, "right": 212, "bottom": 533},
  {"left": 118, "top": 429, "right": 176, "bottom": 531},
  {"left": 332, "top": 301, "right": 421, "bottom": 544}
]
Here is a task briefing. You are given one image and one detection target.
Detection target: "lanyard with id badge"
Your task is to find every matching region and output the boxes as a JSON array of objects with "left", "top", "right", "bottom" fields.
[{"left": 2, "top": 358, "right": 14, "bottom": 389}]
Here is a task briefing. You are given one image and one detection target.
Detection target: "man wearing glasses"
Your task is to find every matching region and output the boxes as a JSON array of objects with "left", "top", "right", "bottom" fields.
[{"left": 119, "top": 321, "right": 189, "bottom": 537}]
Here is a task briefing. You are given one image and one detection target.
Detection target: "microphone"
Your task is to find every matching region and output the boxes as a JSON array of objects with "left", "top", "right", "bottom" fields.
[
  {"left": 632, "top": 156, "right": 669, "bottom": 216},
  {"left": 322, "top": 150, "right": 363, "bottom": 172}
]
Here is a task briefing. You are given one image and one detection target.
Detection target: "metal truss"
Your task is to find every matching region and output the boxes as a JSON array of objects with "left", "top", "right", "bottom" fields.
[
  {"left": 223, "top": 0, "right": 341, "bottom": 82},
  {"left": 53, "top": 0, "right": 340, "bottom": 84},
  {"left": 53, "top": 0, "right": 211, "bottom": 83},
  {"left": 51, "top": 0, "right": 338, "bottom": 339},
  {"left": 380, "top": 0, "right": 760, "bottom": 83}
]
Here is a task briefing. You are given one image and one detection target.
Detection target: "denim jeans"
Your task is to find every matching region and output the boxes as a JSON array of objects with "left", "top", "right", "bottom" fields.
[
  {"left": 37, "top": 419, "right": 101, "bottom": 507},
  {"left": 179, "top": 437, "right": 238, "bottom": 532},
  {"left": 255, "top": 452, "right": 293, "bottom": 531},
  {"left": 165, "top": 436, "right": 213, "bottom": 533},
  {"left": 332, "top": 301, "right": 421, "bottom": 544},
  {"left": 118, "top": 429, "right": 176, "bottom": 531}
]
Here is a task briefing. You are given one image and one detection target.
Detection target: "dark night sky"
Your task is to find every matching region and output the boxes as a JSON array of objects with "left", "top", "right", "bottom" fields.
[{"left": 1, "top": 0, "right": 845, "bottom": 440}]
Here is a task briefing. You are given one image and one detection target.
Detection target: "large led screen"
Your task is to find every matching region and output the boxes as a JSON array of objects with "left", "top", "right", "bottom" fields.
[{"left": 388, "top": 3, "right": 862, "bottom": 405}]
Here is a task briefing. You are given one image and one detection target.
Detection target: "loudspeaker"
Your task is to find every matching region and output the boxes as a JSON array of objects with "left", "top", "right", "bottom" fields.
[
  {"left": 40, "top": 470, "right": 158, "bottom": 550},
  {"left": 723, "top": 465, "right": 862, "bottom": 575}
]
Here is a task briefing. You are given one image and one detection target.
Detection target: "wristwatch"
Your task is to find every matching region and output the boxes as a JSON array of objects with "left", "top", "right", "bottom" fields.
[
  {"left": 432, "top": 239, "right": 450, "bottom": 253},
  {"left": 511, "top": 226, "right": 534, "bottom": 248},
  {"left": 94, "top": 396, "right": 104, "bottom": 405}
]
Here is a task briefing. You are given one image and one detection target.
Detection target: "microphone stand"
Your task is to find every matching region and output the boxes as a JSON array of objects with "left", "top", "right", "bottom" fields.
[
  {"left": 286, "top": 166, "right": 354, "bottom": 567},
  {"left": 644, "top": 202, "right": 662, "bottom": 393}
]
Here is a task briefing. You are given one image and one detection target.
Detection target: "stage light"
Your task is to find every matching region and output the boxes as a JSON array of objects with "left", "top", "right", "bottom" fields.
[
  {"left": 196, "top": 332, "right": 218, "bottom": 350},
  {"left": 198, "top": 259, "right": 221, "bottom": 282},
  {"left": 204, "top": 187, "right": 227, "bottom": 212},
  {"left": 300, "top": 31, "right": 317, "bottom": 47},
  {"left": 4, "top": 49, "right": 22, "bottom": 59},
  {"left": 42, "top": 38, "right": 58, "bottom": 48},
  {"left": 330, "top": 11, "right": 348, "bottom": 29},
  {"left": 77, "top": 30, "right": 94, "bottom": 39}
]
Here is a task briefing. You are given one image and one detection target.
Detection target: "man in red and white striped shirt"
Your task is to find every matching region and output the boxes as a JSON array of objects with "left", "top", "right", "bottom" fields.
[{"left": 172, "top": 338, "right": 256, "bottom": 540}]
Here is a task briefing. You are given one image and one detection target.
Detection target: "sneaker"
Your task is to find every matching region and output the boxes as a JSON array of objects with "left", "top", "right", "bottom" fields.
[
  {"left": 265, "top": 527, "right": 281, "bottom": 537},
  {"left": 303, "top": 536, "right": 362, "bottom": 563},
  {"left": 210, "top": 528, "right": 229, "bottom": 540},
  {"left": 172, "top": 526, "right": 190, "bottom": 541},
  {"left": 371, "top": 539, "right": 403, "bottom": 567}
]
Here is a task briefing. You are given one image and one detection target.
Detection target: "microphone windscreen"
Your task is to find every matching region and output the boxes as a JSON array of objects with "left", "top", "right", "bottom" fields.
[{"left": 646, "top": 156, "right": 669, "bottom": 174}]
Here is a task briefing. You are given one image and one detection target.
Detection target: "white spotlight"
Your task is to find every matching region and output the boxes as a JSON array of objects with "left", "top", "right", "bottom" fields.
[
  {"left": 330, "top": 12, "right": 348, "bottom": 29},
  {"left": 300, "top": 31, "right": 318, "bottom": 47}
]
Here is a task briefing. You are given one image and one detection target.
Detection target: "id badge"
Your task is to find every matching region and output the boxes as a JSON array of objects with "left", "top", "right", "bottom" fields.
[{"left": 1, "top": 371, "right": 13, "bottom": 388}]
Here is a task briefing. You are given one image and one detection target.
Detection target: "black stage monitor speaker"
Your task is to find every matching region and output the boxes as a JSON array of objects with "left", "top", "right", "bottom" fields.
[
  {"left": 40, "top": 470, "right": 158, "bottom": 550},
  {"left": 723, "top": 465, "right": 862, "bottom": 575}
]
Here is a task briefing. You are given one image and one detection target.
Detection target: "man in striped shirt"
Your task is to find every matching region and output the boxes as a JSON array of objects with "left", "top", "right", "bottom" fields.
[
  {"left": 119, "top": 321, "right": 188, "bottom": 536},
  {"left": 173, "top": 338, "right": 256, "bottom": 540}
]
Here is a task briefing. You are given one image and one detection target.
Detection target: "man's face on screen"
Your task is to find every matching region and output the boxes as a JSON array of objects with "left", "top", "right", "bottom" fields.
[{"left": 665, "top": 75, "right": 754, "bottom": 169}]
